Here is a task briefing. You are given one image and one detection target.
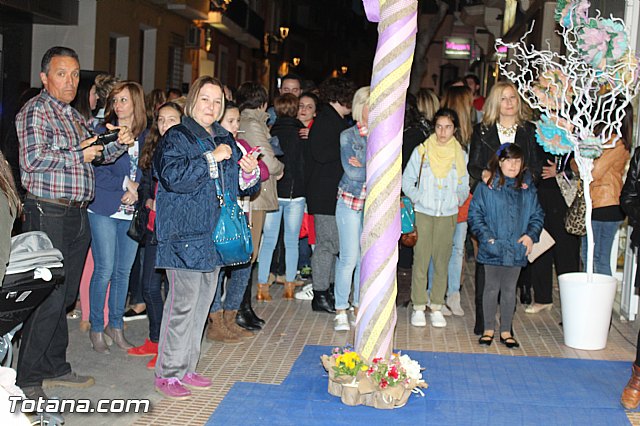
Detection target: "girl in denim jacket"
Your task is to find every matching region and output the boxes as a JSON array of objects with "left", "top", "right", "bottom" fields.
[
  {"left": 333, "top": 87, "right": 370, "bottom": 331},
  {"left": 468, "top": 143, "right": 544, "bottom": 349},
  {"left": 402, "top": 108, "right": 469, "bottom": 329}
]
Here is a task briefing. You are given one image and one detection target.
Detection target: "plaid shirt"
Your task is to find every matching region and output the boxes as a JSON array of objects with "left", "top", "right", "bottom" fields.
[
  {"left": 337, "top": 184, "right": 366, "bottom": 211},
  {"left": 17, "top": 90, "right": 125, "bottom": 201}
]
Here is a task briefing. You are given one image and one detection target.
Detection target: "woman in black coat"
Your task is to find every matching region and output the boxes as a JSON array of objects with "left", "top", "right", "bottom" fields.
[
  {"left": 256, "top": 94, "right": 307, "bottom": 298},
  {"left": 620, "top": 147, "right": 640, "bottom": 409},
  {"left": 467, "top": 81, "right": 542, "bottom": 335}
]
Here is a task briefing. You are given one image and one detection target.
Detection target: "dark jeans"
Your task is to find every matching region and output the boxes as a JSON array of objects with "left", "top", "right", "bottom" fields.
[
  {"left": 141, "top": 234, "right": 164, "bottom": 342},
  {"left": 17, "top": 199, "right": 91, "bottom": 387},
  {"left": 210, "top": 262, "right": 252, "bottom": 313},
  {"left": 298, "top": 236, "right": 312, "bottom": 269}
]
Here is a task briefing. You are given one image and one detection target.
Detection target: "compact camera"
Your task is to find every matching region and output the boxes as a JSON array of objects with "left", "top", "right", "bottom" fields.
[{"left": 90, "top": 129, "right": 120, "bottom": 165}]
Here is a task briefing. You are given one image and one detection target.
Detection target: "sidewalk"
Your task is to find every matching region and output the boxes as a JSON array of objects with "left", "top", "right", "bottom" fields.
[{"left": 12, "top": 263, "right": 640, "bottom": 425}]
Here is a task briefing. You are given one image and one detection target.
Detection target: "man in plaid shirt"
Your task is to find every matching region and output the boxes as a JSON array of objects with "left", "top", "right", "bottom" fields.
[{"left": 15, "top": 46, "right": 133, "bottom": 403}]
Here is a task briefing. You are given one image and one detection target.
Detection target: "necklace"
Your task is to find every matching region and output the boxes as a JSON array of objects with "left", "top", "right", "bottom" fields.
[{"left": 497, "top": 122, "right": 518, "bottom": 137}]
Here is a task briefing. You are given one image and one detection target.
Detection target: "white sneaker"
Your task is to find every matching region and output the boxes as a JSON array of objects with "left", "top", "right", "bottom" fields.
[
  {"left": 411, "top": 310, "right": 427, "bottom": 327},
  {"left": 430, "top": 310, "right": 447, "bottom": 328},
  {"left": 334, "top": 313, "right": 350, "bottom": 331},
  {"left": 440, "top": 305, "right": 452, "bottom": 317},
  {"left": 348, "top": 306, "right": 357, "bottom": 327},
  {"left": 294, "top": 283, "right": 314, "bottom": 300}
]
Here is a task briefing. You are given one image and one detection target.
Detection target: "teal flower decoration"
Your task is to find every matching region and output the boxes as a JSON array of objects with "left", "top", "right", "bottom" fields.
[
  {"left": 535, "top": 115, "right": 574, "bottom": 155},
  {"left": 578, "top": 136, "right": 604, "bottom": 159}
]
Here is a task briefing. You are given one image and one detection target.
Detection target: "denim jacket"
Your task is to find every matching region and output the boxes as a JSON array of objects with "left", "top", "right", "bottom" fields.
[
  {"left": 401, "top": 144, "right": 469, "bottom": 217},
  {"left": 338, "top": 125, "right": 367, "bottom": 195}
]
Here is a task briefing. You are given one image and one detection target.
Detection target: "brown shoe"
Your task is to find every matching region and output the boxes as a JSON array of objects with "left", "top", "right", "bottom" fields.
[
  {"left": 206, "top": 311, "right": 243, "bottom": 344},
  {"left": 223, "top": 310, "right": 254, "bottom": 338},
  {"left": 283, "top": 282, "right": 295, "bottom": 300},
  {"left": 622, "top": 364, "right": 640, "bottom": 409},
  {"left": 104, "top": 326, "right": 133, "bottom": 350},
  {"left": 256, "top": 283, "right": 272, "bottom": 302}
]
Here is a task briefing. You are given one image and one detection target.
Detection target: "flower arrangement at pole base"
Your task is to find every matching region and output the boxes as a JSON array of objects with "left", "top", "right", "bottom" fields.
[{"left": 321, "top": 346, "right": 428, "bottom": 409}]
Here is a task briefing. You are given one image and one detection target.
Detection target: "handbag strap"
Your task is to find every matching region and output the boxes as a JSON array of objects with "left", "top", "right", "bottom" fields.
[
  {"left": 417, "top": 150, "right": 426, "bottom": 189},
  {"left": 196, "top": 138, "right": 226, "bottom": 206}
]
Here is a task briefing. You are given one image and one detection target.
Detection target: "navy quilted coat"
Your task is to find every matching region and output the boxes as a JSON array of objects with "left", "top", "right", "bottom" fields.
[
  {"left": 468, "top": 175, "right": 544, "bottom": 267},
  {"left": 153, "top": 117, "right": 258, "bottom": 271}
]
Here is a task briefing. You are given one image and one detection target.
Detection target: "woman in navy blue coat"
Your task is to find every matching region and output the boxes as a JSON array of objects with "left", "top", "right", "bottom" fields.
[
  {"left": 151, "top": 76, "right": 259, "bottom": 400},
  {"left": 468, "top": 143, "right": 543, "bottom": 349}
]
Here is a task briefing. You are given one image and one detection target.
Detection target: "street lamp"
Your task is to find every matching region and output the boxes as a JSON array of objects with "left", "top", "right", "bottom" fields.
[
  {"left": 279, "top": 26, "right": 289, "bottom": 40},
  {"left": 292, "top": 57, "right": 301, "bottom": 67},
  {"left": 263, "top": 27, "right": 291, "bottom": 55},
  {"left": 341, "top": 65, "right": 348, "bottom": 74}
]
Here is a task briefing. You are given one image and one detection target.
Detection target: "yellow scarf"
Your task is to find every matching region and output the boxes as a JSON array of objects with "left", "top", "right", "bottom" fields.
[{"left": 420, "top": 133, "right": 467, "bottom": 181}]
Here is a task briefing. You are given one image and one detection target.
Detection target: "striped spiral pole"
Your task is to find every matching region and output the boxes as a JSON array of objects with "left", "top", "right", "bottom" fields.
[{"left": 355, "top": 0, "right": 417, "bottom": 362}]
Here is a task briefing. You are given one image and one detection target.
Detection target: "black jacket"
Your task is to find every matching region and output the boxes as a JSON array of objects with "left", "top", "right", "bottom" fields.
[
  {"left": 621, "top": 148, "right": 640, "bottom": 229},
  {"left": 621, "top": 147, "right": 640, "bottom": 287},
  {"left": 402, "top": 123, "right": 432, "bottom": 172},
  {"left": 468, "top": 121, "right": 543, "bottom": 192},
  {"left": 304, "top": 105, "right": 350, "bottom": 215},
  {"left": 271, "top": 116, "right": 306, "bottom": 199}
]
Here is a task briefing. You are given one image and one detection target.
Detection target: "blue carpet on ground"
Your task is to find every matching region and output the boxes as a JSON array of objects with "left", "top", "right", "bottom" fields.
[{"left": 207, "top": 345, "right": 632, "bottom": 425}]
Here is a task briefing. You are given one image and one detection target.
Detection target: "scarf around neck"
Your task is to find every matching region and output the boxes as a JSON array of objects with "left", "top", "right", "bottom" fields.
[{"left": 423, "top": 133, "right": 467, "bottom": 181}]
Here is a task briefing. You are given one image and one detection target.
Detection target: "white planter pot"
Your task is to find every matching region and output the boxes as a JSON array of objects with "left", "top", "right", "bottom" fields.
[{"left": 558, "top": 272, "right": 617, "bottom": 350}]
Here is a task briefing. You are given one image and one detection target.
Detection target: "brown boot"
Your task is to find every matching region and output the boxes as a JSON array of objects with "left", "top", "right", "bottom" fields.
[
  {"left": 206, "top": 311, "right": 243, "bottom": 344},
  {"left": 622, "top": 364, "right": 640, "bottom": 409},
  {"left": 256, "top": 283, "right": 272, "bottom": 302},
  {"left": 283, "top": 282, "right": 295, "bottom": 299},
  {"left": 223, "top": 310, "right": 254, "bottom": 338}
]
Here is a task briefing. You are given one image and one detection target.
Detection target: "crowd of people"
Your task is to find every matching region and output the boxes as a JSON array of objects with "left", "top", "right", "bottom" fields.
[{"left": 1, "top": 45, "right": 638, "bottom": 409}]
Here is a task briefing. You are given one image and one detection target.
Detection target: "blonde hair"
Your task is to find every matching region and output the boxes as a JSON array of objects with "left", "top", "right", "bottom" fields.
[
  {"left": 416, "top": 88, "right": 439, "bottom": 122},
  {"left": 482, "top": 81, "right": 529, "bottom": 126},
  {"left": 351, "top": 86, "right": 371, "bottom": 124},
  {"left": 185, "top": 76, "right": 225, "bottom": 122},
  {"left": 441, "top": 85, "right": 473, "bottom": 146}
]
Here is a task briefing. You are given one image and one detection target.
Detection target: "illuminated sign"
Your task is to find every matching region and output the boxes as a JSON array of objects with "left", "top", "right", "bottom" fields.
[
  {"left": 443, "top": 37, "right": 473, "bottom": 60},
  {"left": 494, "top": 45, "right": 508, "bottom": 60}
]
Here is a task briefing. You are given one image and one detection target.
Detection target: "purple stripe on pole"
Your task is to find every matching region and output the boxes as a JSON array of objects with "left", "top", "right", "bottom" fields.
[
  {"left": 362, "top": 0, "right": 380, "bottom": 22},
  {"left": 374, "top": 14, "right": 417, "bottom": 61},
  {"left": 371, "top": 45, "right": 415, "bottom": 86}
]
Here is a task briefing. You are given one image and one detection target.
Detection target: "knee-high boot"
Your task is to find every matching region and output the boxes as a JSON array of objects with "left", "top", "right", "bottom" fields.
[{"left": 236, "top": 282, "right": 265, "bottom": 330}]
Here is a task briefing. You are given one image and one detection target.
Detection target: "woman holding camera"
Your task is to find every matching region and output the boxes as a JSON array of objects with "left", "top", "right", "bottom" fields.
[
  {"left": 87, "top": 81, "right": 147, "bottom": 354},
  {"left": 153, "top": 76, "right": 259, "bottom": 400}
]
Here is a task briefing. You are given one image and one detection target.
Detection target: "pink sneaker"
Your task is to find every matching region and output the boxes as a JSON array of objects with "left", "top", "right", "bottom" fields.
[
  {"left": 154, "top": 377, "right": 191, "bottom": 400},
  {"left": 181, "top": 372, "right": 212, "bottom": 389}
]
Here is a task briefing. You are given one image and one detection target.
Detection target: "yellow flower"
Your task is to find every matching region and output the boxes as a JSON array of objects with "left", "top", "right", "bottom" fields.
[{"left": 360, "top": 364, "right": 369, "bottom": 371}]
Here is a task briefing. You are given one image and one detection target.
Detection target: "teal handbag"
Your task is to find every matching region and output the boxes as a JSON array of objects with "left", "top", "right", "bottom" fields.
[
  {"left": 212, "top": 177, "right": 253, "bottom": 266},
  {"left": 400, "top": 196, "right": 415, "bottom": 234},
  {"left": 197, "top": 138, "right": 253, "bottom": 266}
]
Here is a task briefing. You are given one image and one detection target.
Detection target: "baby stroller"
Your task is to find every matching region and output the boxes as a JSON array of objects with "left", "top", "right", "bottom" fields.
[{"left": 0, "top": 231, "right": 64, "bottom": 425}]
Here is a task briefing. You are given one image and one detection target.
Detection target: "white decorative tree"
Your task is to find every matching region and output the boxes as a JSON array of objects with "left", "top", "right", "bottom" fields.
[{"left": 496, "top": 0, "right": 640, "bottom": 277}]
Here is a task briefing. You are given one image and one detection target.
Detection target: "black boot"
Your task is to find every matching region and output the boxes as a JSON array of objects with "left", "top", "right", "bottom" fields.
[
  {"left": 517, "top": 265, "right": 532, "bottom": 305},
  {"left": 236, "top": 283, "right": 264, "bottom": 330},
  {"left": 312, "top": 290, "right": 335, "bottom": 313}
]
